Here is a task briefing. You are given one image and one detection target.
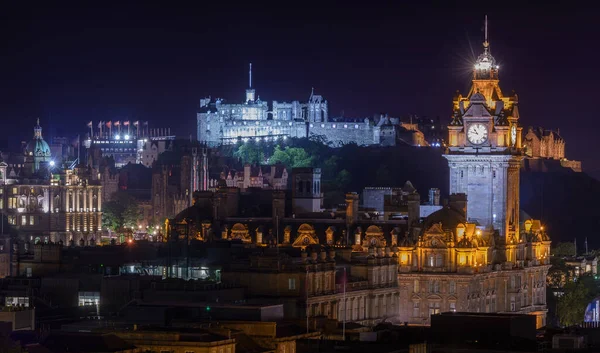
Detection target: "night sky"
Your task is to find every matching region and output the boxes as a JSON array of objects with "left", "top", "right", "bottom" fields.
[{"left": 2, "top": 2, "right": 599, "bottom": 177}]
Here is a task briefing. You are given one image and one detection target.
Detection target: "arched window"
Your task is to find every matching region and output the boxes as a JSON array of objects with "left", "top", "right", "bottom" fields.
[{"left": 428, "top": 254, "right": 435, "bottom": 267}]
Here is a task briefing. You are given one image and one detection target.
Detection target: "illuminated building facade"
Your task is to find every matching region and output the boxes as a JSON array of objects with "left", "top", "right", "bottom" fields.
[
  {"left": 523, "top": 126, "right": 582, "bottom": 172},
  {"left": 84, "top": 121, "right": 175, "bottom": 168},
  {"left": 0, "top": 121, "right": 103, "bottom": 246}
]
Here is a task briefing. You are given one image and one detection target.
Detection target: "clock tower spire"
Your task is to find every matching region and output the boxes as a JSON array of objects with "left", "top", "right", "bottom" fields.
[{"left": 444, "top": 16, "right": 523, "bottom": 242}]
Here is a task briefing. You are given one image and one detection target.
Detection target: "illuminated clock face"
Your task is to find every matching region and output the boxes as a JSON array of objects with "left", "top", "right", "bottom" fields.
[
  {"left": 467, "top": 124, "right": 488, "bottom": 145},
  {"left": 511, "top": 125, "right": 517, "bottom": 146}
]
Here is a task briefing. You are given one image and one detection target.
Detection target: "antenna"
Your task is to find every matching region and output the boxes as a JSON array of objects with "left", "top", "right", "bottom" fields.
[{"left": 249, "top": 63, "right": 252, "bottom": 88}]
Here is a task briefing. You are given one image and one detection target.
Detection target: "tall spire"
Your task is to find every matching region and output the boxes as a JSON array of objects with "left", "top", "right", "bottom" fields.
[
  {"left": 484, "top": 15, "right": 489, "bottom": 50},
  {"left": 474, "top": 15, "right": 497, "bottom": 80},
  {"left": 249, "top": 63, "right": 252, "bottom": 88}
]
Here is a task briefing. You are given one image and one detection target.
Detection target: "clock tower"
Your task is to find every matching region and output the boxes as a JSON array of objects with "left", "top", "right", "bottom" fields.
[{"left": 444, "top": 17, "right": 523, "bottom": 241}]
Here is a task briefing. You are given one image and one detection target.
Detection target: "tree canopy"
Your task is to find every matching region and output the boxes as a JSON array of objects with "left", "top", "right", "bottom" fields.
[
  {"left": 269, "top": 146, "right": 314, "bottom": 168},
  {"left": 102, "top": 192, "right": 142, "bottom": 233},
  {"left": 233, "top": 141, "right": 267, "bottom": 165},
  {"left": 552, "top": 242, "right": 577, "bottom": 257},
  {"left": 556, "top": 274, "right": 599, "bottom": 327}
]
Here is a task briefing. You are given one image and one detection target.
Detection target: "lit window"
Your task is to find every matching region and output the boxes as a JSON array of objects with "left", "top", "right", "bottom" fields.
[
  {"left": 354, "top": 124, "right": 359, "bottom": 129},
  {"left": 344, "top": 124, "right": 347, "bottom": 128},
  {"left": 0, "top": 199, "right": 3, "bottom": 209},
  {"left": 449, "top": 302, "right": 456, "bottom": 312},
  {"left": 321, "top": 124, "right": 325, "bottom": 128},
  {"left": 288, "top": 278, "right": 296, "bottom": 290},
  {"left": 29, "top": 216, "right": 35, "bottom": 225},
  {"left": 428, "top": 302, "right": 441, "bottom": 316},
  {"left": 21, "top": 216, "right": 26, "bottom": 226},
  {"left": 449, "top": 281, "right": 456, "bottom": 294},
  {"left": 12, "top": 187, "right": 17, "bottom": 194},
  {"left": 332, "top": 124, "right": 336, "bottom": 128}
]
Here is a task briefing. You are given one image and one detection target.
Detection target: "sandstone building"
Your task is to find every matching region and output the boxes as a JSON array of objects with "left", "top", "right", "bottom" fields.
[{"left": 523, "top": 127, "right": 581, "bottom": 172}]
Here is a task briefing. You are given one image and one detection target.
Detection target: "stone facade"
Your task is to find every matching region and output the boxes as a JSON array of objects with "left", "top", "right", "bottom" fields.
[
  {"left": 523, "top": 126, "right": 582, "bottom": 172},
  {"left": 0, "top": 121, "right": 103, "bottom": 246},
  {"left": 524, "top": 127, "right": 565, "bottom": 160},
  {"left": 0, "top": 165, "right": 103, "bottom": 246},
  {"left": 223, "top": 164, "right": 288, "bottom": 191}
]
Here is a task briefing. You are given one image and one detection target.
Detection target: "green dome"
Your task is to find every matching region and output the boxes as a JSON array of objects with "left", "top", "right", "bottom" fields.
[
  {"left": 26, "top": 138, "right": 51, "bottom": 157},
  {"left": 26, "top": 120, "right": 51, "bottom": 157}
]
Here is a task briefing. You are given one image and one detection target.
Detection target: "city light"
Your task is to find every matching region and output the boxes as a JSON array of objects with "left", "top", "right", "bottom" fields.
[
  {"left": 115, "top": 135, "right": 121, "bottom": 140},
  {"left": 124, "top": 134, "right": 130, "bottom": 140},
  {"left": 49, "top": 160, "right": 55, "bottom": 167}
]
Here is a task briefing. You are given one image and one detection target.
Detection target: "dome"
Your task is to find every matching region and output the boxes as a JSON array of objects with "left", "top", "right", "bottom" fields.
[
  {"left": 25, "top": 119, "right": 51, "bottom": 157},
  {"left": 26, "top": 138, "right": 51, "bottom": 157}
]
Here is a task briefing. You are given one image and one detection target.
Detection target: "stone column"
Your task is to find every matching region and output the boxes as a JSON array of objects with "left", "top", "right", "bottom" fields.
[
  {"left": 83, "top": 189, "right": 87, "bottom": 212},
  {"left": 89, "top": 189, "right": 93, "bottom": 211},
  {"left": 49, "top": 187, "right": 54, "bottom": 213},
  {"left": 66, "top": 190, "right": 70, "bottom": 212},
  {"left": 97, "top": 189, "right": 101, "bottom": 212},
  {"left": 75, "top": 189, "right": 80, "bottom": 212}
]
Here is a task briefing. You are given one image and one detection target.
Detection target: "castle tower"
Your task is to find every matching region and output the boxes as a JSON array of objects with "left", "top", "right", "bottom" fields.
[{"left": 444, "top": 17, "right": 522, "bottom": 241}]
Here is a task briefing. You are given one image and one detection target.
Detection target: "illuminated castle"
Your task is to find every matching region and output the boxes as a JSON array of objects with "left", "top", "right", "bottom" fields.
[{"left": 197, "top": 64, "right": 385, "bottom": 147}]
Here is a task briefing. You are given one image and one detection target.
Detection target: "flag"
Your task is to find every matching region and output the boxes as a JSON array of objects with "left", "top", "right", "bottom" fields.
[
  {"left": 124, "top": 121, "right": 130, "bottom": 126},
  {"left": 87, "top": 121, "right": 92, "bottom": 128},
  {"left": 97, "top": 121, "right": 103, "bottom": 128},
  {"left": 106, "top": 121, "right": 112, "bottom": 128},
  {"left": 114, "top": 121, "right": 120, "bottom": 126},
  {"left": 133, "top": 121, "right": 139, "bottom": 126}
]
